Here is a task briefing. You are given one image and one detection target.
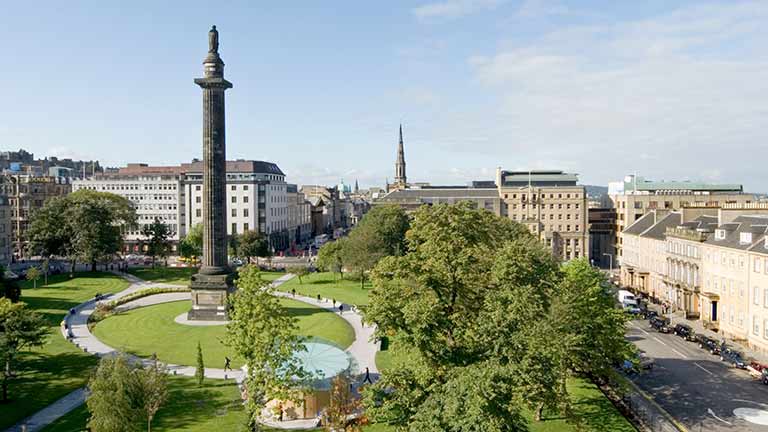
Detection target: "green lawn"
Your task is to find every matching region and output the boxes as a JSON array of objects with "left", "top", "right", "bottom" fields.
[
  {"left": 278, "top": 272, "right": 373, "bottom": 306},
  {"left": 0, "top": 273, "right": 131, "bottom": 430},
  {"left": 128, "top": 267, "right": 285, "bottom": 286},
  {"left": 93, "top": 299, "right": 355, "bottom": 369}
]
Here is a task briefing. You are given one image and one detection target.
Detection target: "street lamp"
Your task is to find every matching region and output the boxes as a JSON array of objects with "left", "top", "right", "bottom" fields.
[{"left": 602, "top": 253, "right": 613, "bottom": 273}]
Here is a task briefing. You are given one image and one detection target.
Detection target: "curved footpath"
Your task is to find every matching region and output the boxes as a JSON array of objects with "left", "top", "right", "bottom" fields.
[{"left": 7, "top": 272, "right": 379, "bottom": 432}]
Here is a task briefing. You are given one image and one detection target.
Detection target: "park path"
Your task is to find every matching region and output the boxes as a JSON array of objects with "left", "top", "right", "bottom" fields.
[{"left": 7, "top": 271, "right": 379, "bottom": 432}]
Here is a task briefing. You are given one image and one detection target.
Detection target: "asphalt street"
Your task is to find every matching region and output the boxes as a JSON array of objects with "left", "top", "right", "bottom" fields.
[{"left": 627, "top": 319, "right": 768, "bottom": 431}]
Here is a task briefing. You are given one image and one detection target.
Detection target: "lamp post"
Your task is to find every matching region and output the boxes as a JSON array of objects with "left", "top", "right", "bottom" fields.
[{"left": 603, "top": 253, "right": 613, "bottom": 273}]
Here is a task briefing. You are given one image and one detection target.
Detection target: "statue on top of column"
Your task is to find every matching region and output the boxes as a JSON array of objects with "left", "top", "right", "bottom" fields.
[{"left": 208, "top": 25, "right": 219, "bottom": 53}]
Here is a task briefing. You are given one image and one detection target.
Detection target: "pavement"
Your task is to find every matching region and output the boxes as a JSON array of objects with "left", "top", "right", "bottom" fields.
[{"left": 627, "top": 317, "right": 768, "bottom": 432}]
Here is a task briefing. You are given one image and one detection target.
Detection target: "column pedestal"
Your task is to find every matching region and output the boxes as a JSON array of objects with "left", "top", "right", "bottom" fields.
[{"left": 188, "top": 272, "right": 235, "bottom": 321}]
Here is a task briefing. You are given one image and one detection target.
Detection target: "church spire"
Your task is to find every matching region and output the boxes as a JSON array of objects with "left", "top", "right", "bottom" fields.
[{"left": 395, "top": 124, "right": 407, "bottom": 186}]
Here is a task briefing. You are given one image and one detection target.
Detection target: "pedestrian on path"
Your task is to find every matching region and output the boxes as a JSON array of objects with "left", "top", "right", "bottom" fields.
[
  {"left": 317, "top": 294, "right": 321, "bottom": 302},
  {"left": 339, "top": 304, "right": 344, "bottom": 315},
  {"left": 332, "top": 298, "right": 336, "bottom": 308},
  {"left": 291, "top": 288, "right": 296, "bottom": 297},
  {"left": 362, "top": 367, "right": 373, "bottom": 384},
  {"left": 224, "top": 356, "right": 232, "bottom": 372}
]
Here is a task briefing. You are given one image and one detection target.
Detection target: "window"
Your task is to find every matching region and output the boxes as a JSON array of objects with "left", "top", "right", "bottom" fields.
[
  {"left": 765, "top": 320, "right": 768, "bottom": 339},
  {"left": 740, "top": 232, "right": 753, "bottom": 244},
  {"left": 231, "top": 196, "right": 236, "bottom": 203},
  {"left": 754, "top": 316, "right": 760, "bottom": 335},
  {"left": 231, "top": 208, "right": 237, "bottom": 217},
  {"left": 195, "top": 185, "right": 201, "bottom": 191},
  {"left": 755, "top": 286, "right": 761, "bottom": 305},
  {"left": 764, "top": 288, "right": 768, "bottom": 307},
  {"left": 756, "top": 257, "right": 763, "bottom": 273},
  {"left": 715, "top": 229, "right": 726, "bottom": 240},
  {"left": 195, "top": 209, "right": 201, "bottom": 218},
  {"left": 244, "top": 223, "right": 249, "bottom": 231},
  {"left": 244, "top": 185, "right": 249, "bottom": 191},
  {"left": 231, "top": 223, "right": 237, "bottom": 235},
  {"left": 243, "top": 209, "right": 249, "bottom": 217},
  {"left": 231, "top": 185, "right": 236, "bottom": 191},
  {"left": 195, "top": 196, "right": 201, "bottom": 204},
  {"left": 243, "top": 196, "right": 249, "bottom": 203}
]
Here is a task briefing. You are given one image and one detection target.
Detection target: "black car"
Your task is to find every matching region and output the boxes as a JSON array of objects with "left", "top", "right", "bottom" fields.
[
  {"left": 694, "top": 334, "right": 720, "bottom": 354},
  {"left": 720, "top": 348, "right": 747, "bottom": 369},
  {"left": 642, "top": 310, "right": 658, "bottom": 320},
  {"left": 762, "top": 369, "right": 768, "bottom": 385},
  {"left": 673, "top": 323, "right": 696, "bottom": 341},
  {"left": 650, "top": 316, "right": 671, "bottom": 333}
]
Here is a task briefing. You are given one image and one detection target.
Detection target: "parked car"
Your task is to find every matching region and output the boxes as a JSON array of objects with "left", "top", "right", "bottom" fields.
[
  {"left": 642, "top": 310, "right": 658, "bottom": 320},
  {"left": 720, "top": 348, "right": 747, "bottom": 369},
  {"left": 673, "top": 324, "right": 696, "bottom": 341},
  {"left": 762, "top": 369, "right": 768, "bottom": 385},
  {"left": 650, "top": 316, "right": 671, "bottom": 333},
  {"left": 695, "top": 335, "right": 721, "bottom": 354}
]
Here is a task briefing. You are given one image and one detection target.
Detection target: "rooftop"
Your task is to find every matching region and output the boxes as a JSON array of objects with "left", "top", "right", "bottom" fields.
[{"left": 499, "top": 170, "right": 579, "bottom": 187}]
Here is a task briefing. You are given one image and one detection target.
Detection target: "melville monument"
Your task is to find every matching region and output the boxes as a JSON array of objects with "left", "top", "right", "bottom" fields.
[{"left": 188, "top": 25, "right": 235, "bottom": 320}]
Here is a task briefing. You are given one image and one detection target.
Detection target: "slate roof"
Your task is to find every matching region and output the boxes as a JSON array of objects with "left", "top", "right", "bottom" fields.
[
  {"left": 704, "top": 215, "right": 768, "bottom": 251},
  {"left": 623, "top": 212, "right": 657, "bottom": 236},
  {"left": 640, "top": 213, "right": 682, "bottom": 240}
]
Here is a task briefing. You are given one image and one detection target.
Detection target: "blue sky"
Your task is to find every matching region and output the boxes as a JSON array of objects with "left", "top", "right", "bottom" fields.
[{"left": 2, "top": 1, "right": 768, "bottom": 191}]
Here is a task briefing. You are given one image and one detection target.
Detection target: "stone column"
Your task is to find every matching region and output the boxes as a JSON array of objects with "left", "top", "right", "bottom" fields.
[{"left": 188, "top": 26, "right": 235, "bottom": 321}]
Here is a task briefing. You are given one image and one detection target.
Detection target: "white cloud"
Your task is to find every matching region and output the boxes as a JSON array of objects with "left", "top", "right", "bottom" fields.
[
  {"left": 463, "top": 1, "right": 768, "bottom": 189},
  {"left": 413, "top": 0, "right": 505, "bottom": 20}
]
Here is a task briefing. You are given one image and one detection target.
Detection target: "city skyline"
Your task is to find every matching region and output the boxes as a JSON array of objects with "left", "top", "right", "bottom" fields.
[{"left": 2, "top": 1, "right": 768, "bottom": 190}]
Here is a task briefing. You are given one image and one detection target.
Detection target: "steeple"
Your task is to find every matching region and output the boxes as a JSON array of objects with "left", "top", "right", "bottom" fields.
[
  {"left": 354, "top": 179, "right": 359, "bottom": 194},
  {"left": 394, "top": 124, "right": 407, "bottom": 186}
]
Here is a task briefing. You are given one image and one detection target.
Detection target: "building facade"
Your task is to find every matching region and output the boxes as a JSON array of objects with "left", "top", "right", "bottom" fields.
[
  {"left": 74, "top": 160, "right": 298, "bottom": 253},
  {"left": 496, "top": 170, "right": 588, "bottom": 261},
  {"left": 0, "top": 196, "right": 11, "bottom": 266},
  {"left": 609, "top": 174, "right": 753, "bottom": 266},
  {"left": 73, "top": 164, "right": 184, "bottom": 252},
  {"left": 588, "top": 208, "right": 616, "bottom": 268},
  {"left": 0, "top": 175, "right": 72, "bottom": 259}
]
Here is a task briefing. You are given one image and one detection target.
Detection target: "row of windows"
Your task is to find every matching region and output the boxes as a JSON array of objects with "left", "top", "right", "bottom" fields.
[
  {"left": 81, "top": 183, "right": 177, "bottom": 191},
  {"left": 667, "top": 241, "right": 699, "bottom": 259},
  {"left": 511, "top": 203, "right": 580, "bottom": 210},
  {"left": 752, "top": 316, "right": 768, "bottom": 340},
  {"left": 504, "top": 193, "right": 582, "bottom": 200}
]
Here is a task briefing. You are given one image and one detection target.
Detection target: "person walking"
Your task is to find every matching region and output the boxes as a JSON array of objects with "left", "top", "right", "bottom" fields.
[
  {"left": 224, "top": 356, "right": 232, "bottom": 372},
  {"left": 362, "top": 367, "right": 373, "bottom": 384},
  {"left": 339, "top": 304, "right": 344, "bottom": 315}
]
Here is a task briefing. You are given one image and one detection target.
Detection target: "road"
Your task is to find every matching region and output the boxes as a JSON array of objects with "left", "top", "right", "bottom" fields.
[{"left": 627, "top": 319, "right": 768, "bottom": 431}]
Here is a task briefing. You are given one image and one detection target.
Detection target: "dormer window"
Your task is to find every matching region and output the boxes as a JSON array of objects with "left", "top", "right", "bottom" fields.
[
  {"left": 715, "top": 229, "right": 726, "bottom": 240},
  {"left": 740, "top": 232, "right": 753, "bottom": 244}
]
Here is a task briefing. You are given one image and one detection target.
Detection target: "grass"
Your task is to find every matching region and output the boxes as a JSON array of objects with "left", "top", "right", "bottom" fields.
[
  {"left": 0, "top": 273, "right": 131, "bottom": 430},
  {"left": 128, "top": 267, "right": 285, "bottom": 286},
  {"left": 93, "top": 299, "right": 355, "bottom": 369},
  {"left": 278, "top": 272, "right": 373, "bottom": 306}
]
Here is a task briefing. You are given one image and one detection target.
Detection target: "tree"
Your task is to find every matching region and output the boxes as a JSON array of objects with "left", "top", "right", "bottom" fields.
[
  {"left": 26, "top": 267, "right": 40, "bottom": 289},
  {"left": 178, "top": 223, "right": 203, "bottom": 266},
  {"left": 362, "top": 203, "right": 570, "bottom": 428},
  {"left": 316, "top": 239, "right": 346, "bottom": 280},
  {"left": 287, "top": 265, "right": 309, "bottom": 284},
  {"left": 195, "top": 341, "right": 205, "bottom": 386},
  {"left": 41, "top": 258, "right": 49, "bottom": 286},
  {"left": 342, "top": 205, "right": 410, "bottom": 288},
  {"left": 323, "top": 373, "right": 362, "bottom": 431},
  {"left": 87, "top": 354, "right": 140, "bottom": 432},
  {"left": 0, "top": 299, "right": 48, "bottom": 402},
  {"left": 0, "top": 267, "right": 20, "bottom": 302},
  {"left": 27, "top": 190, "right": 137, "bottom": 273},
  {"left": 86, "top": 353, "right": 168, "bottom": 432},
  {"left": 552, "top": 259, "right": 633, "bottom": 385},
  {"left": 236, "top": 230, "right": 269, "bottom": 265},
  {"left": 225, "top": 265, "right": 309, "bottom": 429},
  {"left": 136, "top": 359, "right": 168, "bottom": 432},
  {"left": 142, "top": 219, "right": 172, "bottom": 268}
]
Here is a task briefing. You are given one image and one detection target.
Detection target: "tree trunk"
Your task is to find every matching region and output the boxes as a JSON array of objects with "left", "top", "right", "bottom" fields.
[
  {"left": 360, "top": 274, "right": 365, "bottom": 289},
  {"left": 70, "top": 260, "right": 76, "bottom": 277},
  {"left": 535, "top": 402, "right": 544, "bottom": 421},
  {"left": 3, "top": 359, "right": 10, "bottom": 402},
  {"left": 90, "top": 261, "right": 97, "bottom": 272}
]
